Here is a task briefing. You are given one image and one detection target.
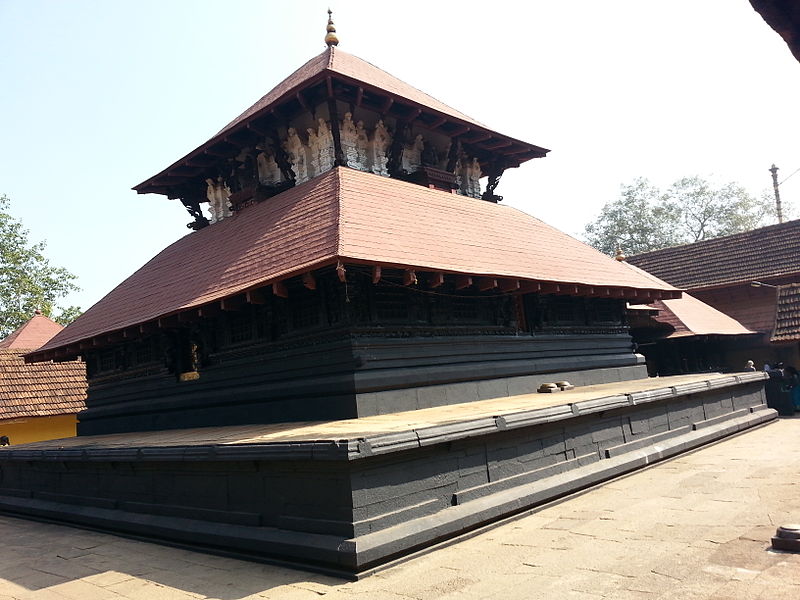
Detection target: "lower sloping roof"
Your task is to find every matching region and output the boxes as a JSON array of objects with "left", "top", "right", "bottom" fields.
[
  {"left": 0, "top": 350, "right": 86, "bottom": 420},
  {"left": 650, "top": 294, "right": 756, "bottom": 338},
  {"left": 772, "top": 283, "right": 800, "bottom": 342},
  {"left": 32, "top": 167, "right": 678, "bottom": 359}
]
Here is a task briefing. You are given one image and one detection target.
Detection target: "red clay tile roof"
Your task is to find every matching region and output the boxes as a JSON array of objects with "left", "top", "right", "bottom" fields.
[
  {"left": 0, "top": 350, "right": 86, "bottom": 420},
  {"left": 134, "top": 48, "right": 547, "bottom": 195},
  {"left": 627, "top": 219, "right": 800, "bottom": 290},
  {"left": 34, "top": 168, "right": 678, "bottom": 359},
  {"left": 771, "top": 283, "right": 800, "bottom": 342},
  {"left": 0, "top": 313, "right": 64, "bottom": 350},
  {"left": 649, "top": 294, "right": 755, "bottom": 338},
  {"left": 219, "top": 47, "right": 484, "bottom": 137}
]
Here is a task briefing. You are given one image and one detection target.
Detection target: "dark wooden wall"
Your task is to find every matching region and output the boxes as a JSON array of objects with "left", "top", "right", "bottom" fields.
[{"left": 78, "top": 269, "right": 636, "bottom": 435}]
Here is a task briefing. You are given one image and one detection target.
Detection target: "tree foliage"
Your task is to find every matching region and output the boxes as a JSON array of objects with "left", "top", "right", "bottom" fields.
[
  {"left": 0, "top": 195, "right": 81, "bottom": 338},
  {"left": 584, "top": 176, "right": 786, "bottom": 256}
]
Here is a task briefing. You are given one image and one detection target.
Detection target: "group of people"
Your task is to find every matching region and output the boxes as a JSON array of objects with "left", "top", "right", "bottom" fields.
[{"left": 758, "top": 361, "right": 800, "bottom": 411}]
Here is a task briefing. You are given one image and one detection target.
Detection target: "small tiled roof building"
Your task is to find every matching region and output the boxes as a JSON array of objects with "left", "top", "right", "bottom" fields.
[{"left": 0, "top": 312, "right": 87, "bottom": 445}]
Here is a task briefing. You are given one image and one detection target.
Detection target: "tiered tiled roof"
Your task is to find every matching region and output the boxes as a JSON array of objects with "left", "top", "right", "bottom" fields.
[
  {"left": 31, "top": 167, "right": 678, "bottom": 362},
  {"left": 772, "top": 283, "right": 800, "bottom": 342},
  {"left": 135, "top": 47, "right": 547, "bottom": 196},
  {"left": 627, "top": 219, "right": 800, "bottom": 290},
  {"left": 219, "top": 46, "right": 484, "bottom": 136},
  {"left": 0, "top": 315, "right": 87, "bottom": 420}
]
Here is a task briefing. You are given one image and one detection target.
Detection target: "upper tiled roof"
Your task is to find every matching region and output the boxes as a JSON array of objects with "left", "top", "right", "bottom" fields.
[
  {"left": 134, "top": 47, "right": 547, "bottom": 195},
  {"left": 0, "top": 350, "right": 86, "bottom": 420},
  {"left": 34, "top": 167, "right": 677, "bottom": 358},
  {"left": 0, "top": 313, "right": 64, "bottom": 350},
  {"left": 218, "top": 47, "right": 484, "bottom": 137},
  {"left": 650, "top": 294, "right": 755, "bottom": 338},
  {"left": 772, "top": 283, "right": 800, "bottom": 342},
  {"left": 627, "top": 219, "right": 800, "bottom": 290}
]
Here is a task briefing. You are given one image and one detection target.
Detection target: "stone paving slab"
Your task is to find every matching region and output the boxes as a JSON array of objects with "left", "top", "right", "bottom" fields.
[
  {"left": 1, "top": 416, "right": 799, "bottom": 599},
  {"left": 0, "top": 372, "right": 761, "bottom": 452}
]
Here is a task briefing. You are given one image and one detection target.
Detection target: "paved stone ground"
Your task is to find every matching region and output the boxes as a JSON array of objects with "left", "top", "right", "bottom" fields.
[{"left": 1, "top": 417, "right": 799, "bottom": 600}]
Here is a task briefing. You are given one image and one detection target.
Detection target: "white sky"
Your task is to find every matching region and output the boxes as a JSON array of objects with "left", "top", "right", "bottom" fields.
[{"left": 2, "top": 0, "right": 800, "bottom": 313}]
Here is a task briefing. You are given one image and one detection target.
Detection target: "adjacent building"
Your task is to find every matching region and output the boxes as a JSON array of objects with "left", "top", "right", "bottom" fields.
[
  {"left": 0, "top": 311, "right": 86, "bottom": 444},
  {"left": 628, "top": 219, "right": 800, "bottom": 369}
]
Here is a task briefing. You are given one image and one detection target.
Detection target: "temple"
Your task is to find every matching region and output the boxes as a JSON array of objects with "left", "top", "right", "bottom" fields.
[{"left": 0, "top": 15, "right": 775, "bottom": 576}]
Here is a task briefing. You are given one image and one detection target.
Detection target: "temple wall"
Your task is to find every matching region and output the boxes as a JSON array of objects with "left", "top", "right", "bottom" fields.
[
  {"left": 77, "top": 270, "right": 638, "bottom": 435},
  {"left": 77, "top": 332, "right": 643, "bottom": 435}
]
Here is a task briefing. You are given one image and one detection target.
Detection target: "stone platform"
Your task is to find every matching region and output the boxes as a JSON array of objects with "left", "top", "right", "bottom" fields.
[{"left": 0, "top": 372, "right": 774, "bottom": 576}]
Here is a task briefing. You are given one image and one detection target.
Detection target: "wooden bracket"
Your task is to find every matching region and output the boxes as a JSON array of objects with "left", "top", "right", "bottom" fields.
[
  {"left": 497, "top": 279, "right": 520, "bottom": 293},
  {"left": 221, "top": 296, "right": 246, "bottom": 311},
  {"left": 518, "top": 281, "right": 542, "bottom": 294},
  {"left": 429, "top": 116, "right": 447, "bottom": 130},
  {"left": 272, "top": 281, "right": 289, "bottom": 299},
  {"left": 158, "top": 315, "right": 179, "bottom": 328},
  {"left": 455, "top": 275, "right": 473, "bottom": 290},
  {"left": 404, "top": 270, "right": 418, "bottom": 286},
  {"left": 429, "top": 272, "right": 445, "bottom": 288},
  {"left": 302, "top": 272, "right": 317, "bottom": 290},
  {"left": 336, "top": 262, "right": 347, "bottom": 282},
  {"left": 198, "top": 304, "right": 221, "bottom": 318},
  {"left": 246, "top": 289, "right": 268, "bottom": 304},
  {"left": 539, "top": 283, "right": 560, "bottom": 295},
  {"left": 477, "top": 278, "right": 498, "bottom": 291},
  {"left": 371, "top": 265, "right": 382, "bottom": 284},
  {"left": 177, "top": 310, "right": 199, "bottom": 323}
]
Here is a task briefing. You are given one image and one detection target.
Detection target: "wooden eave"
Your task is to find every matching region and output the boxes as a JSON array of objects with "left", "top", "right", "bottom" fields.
[
  {"left": 133, "top": 70, "right": 549, "bottom": 197},
  {"left": 25, "top": 260, "right": 680, "bottom": 364}
]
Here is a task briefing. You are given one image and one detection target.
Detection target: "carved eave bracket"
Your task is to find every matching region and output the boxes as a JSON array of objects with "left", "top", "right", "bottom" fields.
[
  {"left": 481, "top": 159, "right": 507, "bottom": 203},
  {"left": 173, "top": 183, "right": 210, "bottom": 230}
]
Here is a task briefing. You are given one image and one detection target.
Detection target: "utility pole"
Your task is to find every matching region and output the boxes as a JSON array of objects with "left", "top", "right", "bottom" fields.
[{"left": 770, "top": 164, "right": 784, "bottom": 224}]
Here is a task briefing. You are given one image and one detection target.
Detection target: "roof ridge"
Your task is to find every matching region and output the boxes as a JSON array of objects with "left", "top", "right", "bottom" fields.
[
  {"left": 327, "top": 45, "right": 335, "bottom": 69},
  {"left": 333, "top": 166, "right": 343, "bottom": 257}
]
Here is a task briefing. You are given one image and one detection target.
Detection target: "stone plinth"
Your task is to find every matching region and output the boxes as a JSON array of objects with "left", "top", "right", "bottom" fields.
[{"left": 0, "top": 372, "right": 774, "bottom": 577}]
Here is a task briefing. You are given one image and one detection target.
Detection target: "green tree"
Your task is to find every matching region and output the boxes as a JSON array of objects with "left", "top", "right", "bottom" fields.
[
  {"left": 0, "top": 194, "right": 81, "bottom": 338},
  {"left": 584, "top": 176, "right": 787, "bottom": 256}
]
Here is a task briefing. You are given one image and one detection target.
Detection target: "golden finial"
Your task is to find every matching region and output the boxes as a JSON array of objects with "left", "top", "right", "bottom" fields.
[
  {"left": 614, "top": 244, "right": 626, "bottom": 262},
  {"left": 325, "top": 9, "right": 339, "bottom": 47}
]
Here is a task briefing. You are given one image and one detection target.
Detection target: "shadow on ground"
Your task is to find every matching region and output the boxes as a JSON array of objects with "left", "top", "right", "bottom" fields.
[{"left": 0, "top": 514, "right": 342, "bottom": 599}]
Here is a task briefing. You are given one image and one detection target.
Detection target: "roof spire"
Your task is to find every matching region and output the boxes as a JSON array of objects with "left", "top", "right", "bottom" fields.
[
  {"left": 325, "top": 8, "right": 339, "bottom": 47},
  {"left": 614, "top": 244, "right": 626, "bottom": 262}
]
